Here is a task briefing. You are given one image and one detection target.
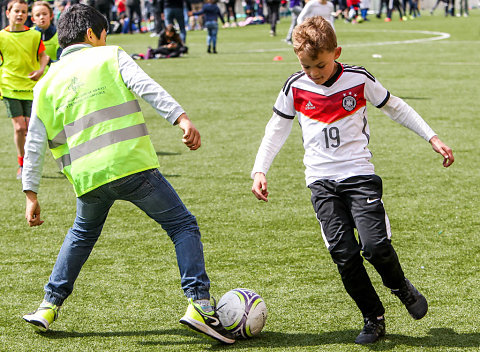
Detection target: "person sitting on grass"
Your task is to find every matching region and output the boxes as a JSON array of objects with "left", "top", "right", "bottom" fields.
[
  {"left": 146, "top": 24, "right": 188, "bottom": 58},
  {"left": 21, "top": 4, "right": 234, "bottom": 345},
  {"left": 251, "top": 16, "right": 454, "bottom": 345}
]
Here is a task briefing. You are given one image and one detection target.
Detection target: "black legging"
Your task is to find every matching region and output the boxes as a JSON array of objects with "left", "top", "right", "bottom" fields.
[
  {"left": 127, "top": 3, "right": 142, "bottom": 33},
  {"left": 387, "top": 0, "right": 404, "bottom": 18},
  {"left": 224, "top": 0, "right": 237, "bottom": 23},
  {"left": 266, "top": 1, "right": 280, "bottom": 34},
  {"left": 152, "top": 46, "right": 188, "bottom": 57}
]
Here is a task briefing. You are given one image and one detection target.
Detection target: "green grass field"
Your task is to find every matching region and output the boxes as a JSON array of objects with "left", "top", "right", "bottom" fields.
[{"left": 1, "top": 10, "right": 479, "bottom": 351}]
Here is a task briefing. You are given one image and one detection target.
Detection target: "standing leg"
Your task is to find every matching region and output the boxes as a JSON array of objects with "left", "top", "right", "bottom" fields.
[
  {"left": 125, "top": 169, "right": 210, "bottom": 300},
  {"left": 285, "top": 5, "right": 301, "bottom": 43},
  {"left": 345, "top": 175, "right": 406, "bottom": 290},
  {"left": 173, "top": 7, "right": 187, "bottom": 43},
  {"left": 309, "top": 180, "right": 385, "bottom": 320},
  {"left": 345, "top": 175, "right": 427, "bottom": 321},
  {"left": 206, "top": 21, "right": 213, "bottom": 52},
  {"left": 210, "top": 22, "right": 218, "bottom": 53},
  {"left": 44, "top": 189, "right": 114, "bottom": 306}
]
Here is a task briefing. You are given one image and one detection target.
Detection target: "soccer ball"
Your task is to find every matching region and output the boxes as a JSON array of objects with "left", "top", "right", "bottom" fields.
[{"left": 216, "top": 288, "right": 267, "bottom": 338}]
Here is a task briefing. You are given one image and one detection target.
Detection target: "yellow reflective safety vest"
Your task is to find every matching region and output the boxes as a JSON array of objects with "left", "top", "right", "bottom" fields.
[
  {"left": 35, "top": 45, "right": 160, "bottom": 197},
  {"left": 43, "top": 31, "right": 60, "bottom": 61},
  {"left": 0, "top": 27, "right": 42, "bottom": 100}
]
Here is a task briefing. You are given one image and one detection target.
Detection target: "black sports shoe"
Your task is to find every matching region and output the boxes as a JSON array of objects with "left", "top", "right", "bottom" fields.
[
  {"left": 354, "top": 317, "right": 386, "bottom": 344},
  {"left": 391, "top": 278, "right": 428, "bottom": 320},
  {"left": 179, "top": 298, "right": 235, "bottom": 344}
]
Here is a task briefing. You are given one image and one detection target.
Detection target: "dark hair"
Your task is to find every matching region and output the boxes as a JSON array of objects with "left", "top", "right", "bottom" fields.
[
  {"left": 164, "top": 24, "right": 176, "bottom": 34},
  {"left": 57, "top": 4, "right": 108, "bottom": 48}
]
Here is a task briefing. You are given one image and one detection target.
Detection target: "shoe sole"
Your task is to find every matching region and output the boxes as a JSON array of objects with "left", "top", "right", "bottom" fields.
[
  {"left": 179, "top": 316, "right": 235, "bottom": 344},
  {"left": 355, "top": 330, "right": 386, "bottom": 344},
  {"left": 404, "top": 279, "right": 428, "bottom": 320},
  {"left": 408, "top": 295, "right": 428, "bottom": 320},
  {"left": 23, "top": 316, "right": 49, "bottom": 332}
]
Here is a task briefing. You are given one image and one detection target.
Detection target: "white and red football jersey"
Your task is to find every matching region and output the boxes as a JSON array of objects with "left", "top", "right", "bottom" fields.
[
  {"left": 273, "top": 63, "right": 391, "bottom": 184},
  {"left": 252, "top": 62, "right": 436, "bottom": 185}
]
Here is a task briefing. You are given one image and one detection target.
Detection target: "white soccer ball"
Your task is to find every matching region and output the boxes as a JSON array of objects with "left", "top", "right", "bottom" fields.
[{"left": 216, "top": 288, "right": 267, "bottom": 338}]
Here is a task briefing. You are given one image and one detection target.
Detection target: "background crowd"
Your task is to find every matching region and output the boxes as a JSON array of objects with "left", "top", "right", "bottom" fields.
[{"left": 0, "top": 0, "right": 476, "bottom": 40}]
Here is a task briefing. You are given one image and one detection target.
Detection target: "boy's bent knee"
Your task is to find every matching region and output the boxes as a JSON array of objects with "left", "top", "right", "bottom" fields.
[{"left": 363, "top": 243, "right": 396, "bottom": 264}]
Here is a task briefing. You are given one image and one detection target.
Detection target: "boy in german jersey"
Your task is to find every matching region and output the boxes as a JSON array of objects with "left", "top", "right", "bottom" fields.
[
  {"left": 251, "top": 16, "right": 454, "bottom": 345},
  {"left": 0, "top": 0, "right": 49, "bottom": 179}
]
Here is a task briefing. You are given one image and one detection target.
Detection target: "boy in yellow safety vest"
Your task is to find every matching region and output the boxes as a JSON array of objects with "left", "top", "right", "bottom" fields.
[
  {"left": 0, "top": 0, "right": 49, "bottom": 179},
  {"left": 21, "top": 4, "right": 235, "bottom": 345}
]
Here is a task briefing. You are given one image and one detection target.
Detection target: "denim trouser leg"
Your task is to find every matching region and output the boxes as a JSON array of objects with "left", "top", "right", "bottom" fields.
[
  {"left": 44, "top": 169, "right": 210, "bottom": 306},
  {"left": 205, "top": 21, "right": 218, "bottom": 47},
  {"left": 44, "top": 192, "right": 114, "bottom": 305},
  {"left": 164, "top": 7, "right": 187, "bottom": 43},
  {"left": 128, "top": 170, "right": 210, "bottom": 300}
]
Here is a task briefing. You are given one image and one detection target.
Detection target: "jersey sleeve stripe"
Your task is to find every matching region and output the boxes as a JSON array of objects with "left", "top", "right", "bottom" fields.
[
  {"left": 343, "top": 66, "right": 375, "bottom": 82},
  {"left": 273, "top": 106, "right": 295, "bottom": 119},
  {"left": 283, "top": 71, "right": 305, "bottom": 96},
  {"left": 376, "top": 91, "right": 390, "bottom": 108}
]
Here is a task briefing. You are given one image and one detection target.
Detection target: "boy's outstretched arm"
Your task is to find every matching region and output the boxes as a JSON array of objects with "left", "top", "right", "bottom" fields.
[
  {"left": 28, "top": 51, "right": 49, "bottom": 81},
  {"left": 429, "top": 135, "right": 454, "bottom": 168},
  {"left": 252, "top": 172, "right": 269, "bottom": 202},
  {"left": 175, "top": 113, "right": 201, "bottom": 150}
]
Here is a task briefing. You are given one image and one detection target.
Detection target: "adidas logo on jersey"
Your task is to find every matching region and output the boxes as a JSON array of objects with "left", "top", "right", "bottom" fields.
[{"left": 305, "top": 101, "right": 316, "bottom": 110}]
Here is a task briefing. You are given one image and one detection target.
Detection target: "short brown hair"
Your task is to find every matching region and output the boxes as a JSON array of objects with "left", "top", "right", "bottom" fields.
[
  {"left": 7, "top": 0, "right": 27, "bottom": 11},
  {"left": 293, "top": 16, "right": 337, "bottom": 60},
  {"left": 32, "top": 1, "right": 54, "bottom": 15}
]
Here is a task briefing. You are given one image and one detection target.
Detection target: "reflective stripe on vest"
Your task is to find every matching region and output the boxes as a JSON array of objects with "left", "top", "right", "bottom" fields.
[
  {"left": 54, "top": 123, "right": 148, "bottom": 170},
  {"left": 49, "top": 100, "right": 141, "bottom": 149}
]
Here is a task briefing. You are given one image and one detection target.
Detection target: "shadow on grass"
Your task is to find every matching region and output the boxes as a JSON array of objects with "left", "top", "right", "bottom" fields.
[
  {"left": 373, "top": 328, "right": 480, "bottom": 350},
  {"left": 36, "top": 327, "right": 480, "bottom": 349},
  {"left": 397, "top": 96, "right": 431, "bottom": 100},
  {"left": 156, "top": 151, "right": 181, "bottom": 156},
  {"left": 42, "top": 172, "right": 66, "bottom": 179}
]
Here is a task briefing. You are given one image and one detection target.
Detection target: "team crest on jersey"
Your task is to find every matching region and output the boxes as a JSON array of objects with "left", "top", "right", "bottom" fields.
[{"left": 342, "top": 93, "right": 357, "bottom": 112}]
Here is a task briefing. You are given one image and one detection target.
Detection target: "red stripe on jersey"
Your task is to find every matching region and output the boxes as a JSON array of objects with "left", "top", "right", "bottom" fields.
[{"left": 293, "top": 83, "right": 366, "bottom": 124}]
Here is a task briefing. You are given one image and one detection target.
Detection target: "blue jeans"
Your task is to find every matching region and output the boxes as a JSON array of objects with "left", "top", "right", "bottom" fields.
[
  {"left": 205, "top": 21, "right": 218, "bottom": 47},
  {"left": 44, "top": 169, "right": 210, "bottom": 306},
  {"left": 164, "top": 7, "right": 187, "bottom": 43}
]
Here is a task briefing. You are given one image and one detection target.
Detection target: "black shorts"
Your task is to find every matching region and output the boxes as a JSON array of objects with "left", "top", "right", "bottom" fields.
[{"left": 3, "top": 97, "right": 33, "bottom": 118}]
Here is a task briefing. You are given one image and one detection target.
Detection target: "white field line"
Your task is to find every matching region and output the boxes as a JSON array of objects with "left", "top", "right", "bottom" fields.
[
  {"left": 341, "top": 29, "right": 450, "bottom": 47},
  {"left": 245, "top": 29, "right": 451, "bottom": 53}
]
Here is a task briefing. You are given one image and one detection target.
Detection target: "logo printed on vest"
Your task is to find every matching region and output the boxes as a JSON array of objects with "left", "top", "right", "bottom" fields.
[
  {"left": 68, "top": 77, "right": 84, "bottom": 94},
  {"left": 342, "top": 92, "right": 357, "bottom": 112}
]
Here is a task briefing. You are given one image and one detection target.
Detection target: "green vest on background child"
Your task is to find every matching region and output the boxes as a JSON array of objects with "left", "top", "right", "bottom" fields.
[
  {"left": 0, "top": 0, "right": 49, "bottom": 180},
  {"left": 42, "top": 31, "right": 60, "bottom": 60},
  {"left": 0, "top": 27, "right": 43, "bottom": 100},
  {"left": 31, "top": 0, "right": 62, "bottom": 63}
]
